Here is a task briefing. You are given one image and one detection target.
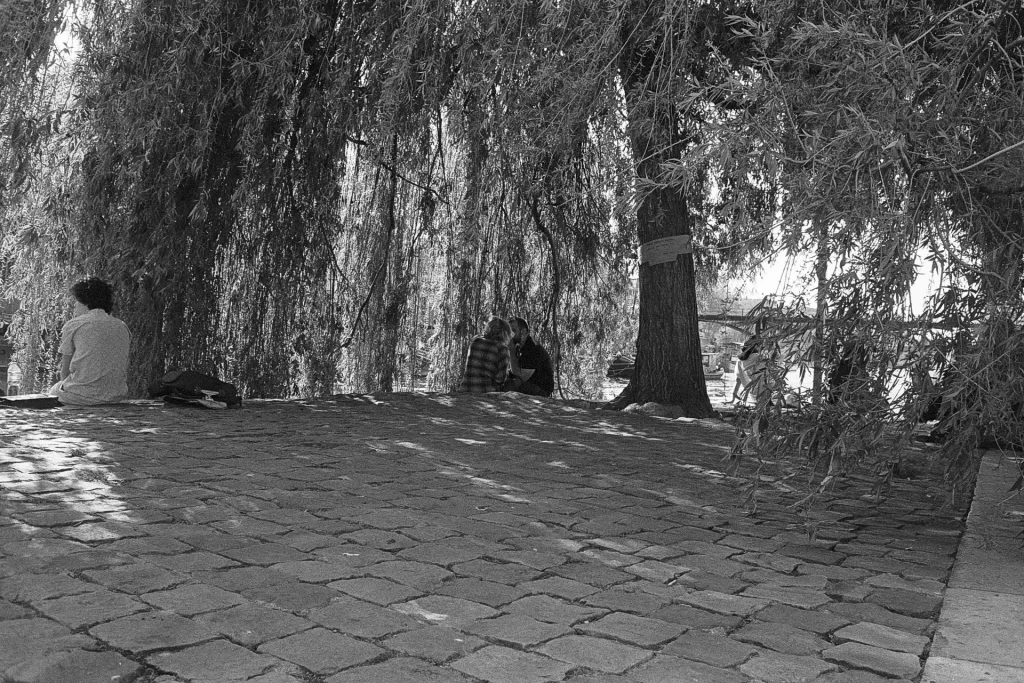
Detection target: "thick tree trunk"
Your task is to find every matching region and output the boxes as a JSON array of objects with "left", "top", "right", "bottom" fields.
[{"left": 610, "top": 2, "right": 714, "bottom": 417}]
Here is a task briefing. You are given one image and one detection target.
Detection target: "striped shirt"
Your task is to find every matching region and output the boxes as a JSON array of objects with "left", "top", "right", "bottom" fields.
[{"left": 458, "top": 336, "right": 510, "bottom": 393}]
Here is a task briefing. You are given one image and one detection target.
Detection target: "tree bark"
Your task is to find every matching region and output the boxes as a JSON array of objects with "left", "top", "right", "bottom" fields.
[{"left": 610, "top": 2, "right": 714, "bottom": 417}]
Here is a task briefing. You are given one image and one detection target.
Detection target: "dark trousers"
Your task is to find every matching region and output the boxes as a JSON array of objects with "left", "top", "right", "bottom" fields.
[{"left": 501, "top": 377, "right": 551, "bottom": 397}]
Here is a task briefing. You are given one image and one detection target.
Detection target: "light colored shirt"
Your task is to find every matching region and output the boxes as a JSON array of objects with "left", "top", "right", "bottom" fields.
[{"left": 55, "top": 308, "right": 131, "bottom": 405}]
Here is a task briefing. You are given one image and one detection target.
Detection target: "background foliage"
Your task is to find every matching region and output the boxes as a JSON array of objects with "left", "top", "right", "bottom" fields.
[{"left": 2, "top": 0, "right": 1022, "bottom": 500}]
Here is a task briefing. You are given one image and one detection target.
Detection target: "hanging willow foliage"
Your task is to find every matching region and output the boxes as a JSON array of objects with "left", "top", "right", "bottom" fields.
[
  {"left": 5, "top": 0, "right": 698, "bottom": 400},
  {"left": 667, "top": 0, "right": 1024, "bottom": 500}
]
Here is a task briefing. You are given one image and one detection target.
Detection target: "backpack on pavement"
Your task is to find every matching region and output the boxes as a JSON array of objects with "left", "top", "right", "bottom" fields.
[{"left": 147, "top": 370, "right": 242, "bottom": 409}]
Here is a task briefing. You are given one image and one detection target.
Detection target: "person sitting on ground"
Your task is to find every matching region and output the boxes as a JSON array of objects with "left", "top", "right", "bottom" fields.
[
  {"left": 503, "top": 316, "right": 555, "bottom": 397},
  {"left": 48, "top": 277, "right": 131, "bottom": 405},
  {"left": 457, "top": 316, "right": 513, "bottom": 393}
]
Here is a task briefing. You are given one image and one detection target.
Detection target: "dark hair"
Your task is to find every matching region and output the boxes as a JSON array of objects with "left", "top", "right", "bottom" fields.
[
  {"left": 510, "top": 316, "right": 529, "bottom": 334},
  {"left": 71, "top": 278, "right": 114, "bottom": 313}
]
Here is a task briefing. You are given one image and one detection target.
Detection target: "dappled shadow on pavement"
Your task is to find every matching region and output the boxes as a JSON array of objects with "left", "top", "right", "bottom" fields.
[{"left": 1, "top": 393, "right": 960, "bottom": 682}]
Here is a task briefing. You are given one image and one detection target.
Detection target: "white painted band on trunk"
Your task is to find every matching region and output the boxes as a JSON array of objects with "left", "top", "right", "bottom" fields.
[{"left": 638, "top": 235, "right": 692, "bottom": 265}]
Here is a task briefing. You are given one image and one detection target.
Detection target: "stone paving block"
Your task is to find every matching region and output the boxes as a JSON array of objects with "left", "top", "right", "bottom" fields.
[
  {"left": 487, "top": 548, "right": 566, "bottom": 570},
  {"left": 731, "top": 621, "right": 830, "bottom": 655},
  {"left": 888, "top": 548, "right": 954, "bottom": 567},
  {"left": 536, "top": 634, "right": 652, "bottom": 673},
  {"left": 833, "top": 621, "right": 930, "bottom": 656},
  {"left": 59, "top": 521, "right": 145, "bottom": 542},
  {"left": 265, "top": 560, "right": 362, "bottom": 583},
  {"left": 672, "top": 555, "right": 747, "bottom": 577},
  {"left": 47, "top": 548, "right": 133, "bottom": 573},
  {"left": 451, "top": 558, "right": 542, "bottom": 584},
  {"left": 172, "top": 531, "right": 256, "bottom": 553},
  {"left": 920, "top": 656, "right": 1024, "bottom": 683},
  {"left": 518, "top": 576, "right": 601, "bottom": 600},
  {"left": 661, "top": 630, "right": 758, "bottom": 667},
  {"left": 257, "top": 627, "right": 383, "bottom": 675},
  {"left": 141, "top": 583, "right": 246, "bottom": 616},
  {"left": 504, "top": 594, "right": 606, "bottom": 624},
  {"left": 393, "top": 595, "right": 499, "bottom": 629},
  {"left": 364, "top": 560, "right": 454, "bottom": 590},
  {"left": 193, "top": 566, "right": 291, "bottom": 591},
  {"left": 0, "top": 598, "right": 31, "bottom": 620},
  {"left": 865, "top": 587, "right": 943, "bottom": 618},
  {"left": 826, "top": 601, "right": 932, "bottom": 634},
  {"left": 592, "top": 536, "right": 650, "bottom": 553},
  {"left": 436, "top": 577, "right": 528, "bottom": 608},
  {"left": 328, "top": 576, "right": 424, "bottom": 605},
  {"left": 0, "top": 619, "right": 98, "bottom": 670},
  {"left": 342, "top": 528, "right": 417, "bottom": 548},
  {"left": 397, "top": 541, "right": 489, "bottom": 565},
  {"left": 796, "top": 563, "right": 870, "bottom": 581},
  {"left": 930, "top": 587, "right": 1024, "bottom": 668},
  {"left": 148, "top": 639, "right": 295, "bottom": 681},
  {"left": 739, "top": 650, "right": 837, "bottom": 682},
  {"left": 309, "top": 595, "right": 422, "bottom": 637},
  {"left": 739, "top": 568, "right": 828, "bottom": 589},
  {"left": 779, "top": 545, "right": 846, "bottom": 565},
  {"left": 674, "top": 569, "right": 747, "bottom": 594},
  {"left": 826, "top": 580, "right": 873, "bottom": 602},
  {"left": 141, "top": 550, "right": 238, "bottom": 572},
  {"left": 16, "top": 509, "right": 98, "bottom": 527},
  {"left": 743, "top": 584, "right": 832, "bottom": 609},
  {"left": 313, "top": 543, "right": 394, "bottom": 567},
  {"left": 548, "top": 560, "right": 636, "bottom": 587},
  {"left": 676, "top": 589, "right": 769, "bottom": 616},
  {"left": 651, "top": 603, "right": 743, "bottom": 630},
  {"left": 721, "top": 533, "right": 785, "bottom": 553},
  {"left": 582, "top": 587, "right": 671, "bottom": 615},
  {"left": 451, "top": 645, "right": 573, "bottom": 683},
  {"left": 581, "top": 547, "right": 640, "bottom": 567},
  {"left": 218, "top": 542, "right": 312, "bottom": 565},
  {"left": 89, "top": 610, "right": 217, "bottom": 653},
  {"left": 755, "top": 604, "right": 852, "bottom": 635},
  {"left": 624, "top": 559, "right": 691, "bottom": 583},
  {"left": 734, "top": 551, "right": 802, "bottom": 573},
  {"left": 35, "top": 589, "right": 149, "bottom": 629},
  {"left": 383, "top": 626, "right": 487, "bottom": 663},
  {"left": 82, "top": 563, "right": 186, "bottom": 594},
  {"left": 242, "top": 580, "right": 338, "bottom": 611},
  {"left": 576, "top": 611, "right": 686, "bottom": 647},
  {"left": 0, "top": 573, "right": 96, "bottom": 602},
  {"left": 814, "top": 671, "right": 904, "bottom": 683},
  {"left": 325, "top": 656, "right": 474, "bottom": 683},
  {"left": 2, "top": 648, "right": 142, "bottom": 683},
  {"left": 629, "top": 654, "right": 748, "bottom": 683},
  {"left": 822, "top": 642, "right": 921, "bottom": 679},
  {"left": 464, "top": 613, "right": 569, "bottom": 647},
  {"left": 671, "top": 540, "right": 738, "bottom": 558},
  {"left": 277, "top": 530, "right": 344, "bottom": 552},
  {"left": 843, "top": 555, "right": 916, "bottom": 574},
  {"left": 900, "top": 563, "right": 949, "bottom": 582},
  {"left": 194, "top": 604, "right": 315, "bottom": 646}
]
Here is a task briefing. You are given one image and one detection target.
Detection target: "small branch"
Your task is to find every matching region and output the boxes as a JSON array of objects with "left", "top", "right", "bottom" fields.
[{"left": 952, "top": 138, "right": 1024, "bottom": 175}]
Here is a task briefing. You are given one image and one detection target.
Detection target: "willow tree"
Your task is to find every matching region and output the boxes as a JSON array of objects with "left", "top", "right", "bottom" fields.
[
  {"left": 669, "top": 0, "right": 1024, "bottom": 495},
  {"left": 2, "top": 0, "right": 759, "bottom": 404}
]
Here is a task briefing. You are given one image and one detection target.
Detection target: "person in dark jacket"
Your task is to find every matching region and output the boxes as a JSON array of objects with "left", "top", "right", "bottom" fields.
[{"left": 505, "top": 316, "right": 555, "bottom": 397}]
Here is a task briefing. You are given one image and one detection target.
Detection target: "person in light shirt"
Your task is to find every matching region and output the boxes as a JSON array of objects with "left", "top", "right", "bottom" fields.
[{"left": 48, "top": 278, "right": 131, "bottom": 405}]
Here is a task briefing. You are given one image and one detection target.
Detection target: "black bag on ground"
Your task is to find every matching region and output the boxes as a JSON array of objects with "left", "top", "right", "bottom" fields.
[
  {"left": 148, "top": 370, "right": 242, "bottom": 408},
  {"left": 0, "top": 394, "right": 61, "bottom": 409}
]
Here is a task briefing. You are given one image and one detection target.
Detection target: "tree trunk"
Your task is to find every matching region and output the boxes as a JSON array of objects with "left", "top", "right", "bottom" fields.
[{"left": 610, "top": 2, "right": 714, "bottom": 417}]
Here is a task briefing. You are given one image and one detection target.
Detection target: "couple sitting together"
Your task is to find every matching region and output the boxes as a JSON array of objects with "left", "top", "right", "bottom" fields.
[{"left": 458, "top": 316, "right": 554, "bottom": 398}]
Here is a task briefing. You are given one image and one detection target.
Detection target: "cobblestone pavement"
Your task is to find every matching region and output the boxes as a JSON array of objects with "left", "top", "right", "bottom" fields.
[{"left": 0, "top": 393, "right": 964, "bottom": 682}]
